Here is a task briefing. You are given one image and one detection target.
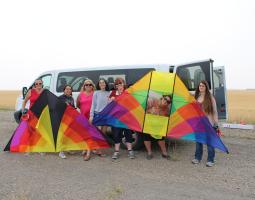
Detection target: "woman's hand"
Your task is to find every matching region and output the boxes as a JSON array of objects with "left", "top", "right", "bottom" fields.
[
  {"left": 109, "top": 96, "right": 115, "bottom": 101},
  {"left": 89, "top": 117, "right": 93, "bottom": 124}
]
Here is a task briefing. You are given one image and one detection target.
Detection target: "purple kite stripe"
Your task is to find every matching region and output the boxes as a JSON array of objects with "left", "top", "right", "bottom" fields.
[
  {"left": 101, "top": 101, "right": 130, "bottom": 118},
  {"left": 76, "top": 114, "right": 105, "bottom": 140},
  {"left": 186, "top": 116, "right": 209, "bottom": 133},
  {"left": 11, "top": 121, "right": 28, "bottom": 146}
]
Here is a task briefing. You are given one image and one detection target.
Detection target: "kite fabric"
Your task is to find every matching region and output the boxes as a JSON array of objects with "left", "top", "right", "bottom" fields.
[
  {"left": 4, "top": 90, "right": 109, "bottom": 152},
  {"left": 93, "top": 71, "right": 228, "bottom": 153}
]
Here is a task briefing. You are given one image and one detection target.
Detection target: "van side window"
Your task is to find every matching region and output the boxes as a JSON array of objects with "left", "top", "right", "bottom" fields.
[
  {"left": 57, "top": 68, "right": 155, "bottom": 92},
  {"left": 57, "top": 73, "right": 88, "bottom": 92},
  {"left": 40, "top": 74, "right": 52, "bottom": 90},
  {"left": 176, "top": 65, "right": 211, "bottom": 90},
  {"left": 99, "top": 74, "right": 126, "bottom": 90}
]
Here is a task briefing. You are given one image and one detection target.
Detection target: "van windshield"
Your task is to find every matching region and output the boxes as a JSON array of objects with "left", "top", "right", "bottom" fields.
[{"left": 56, "top": 68, "right": 155, "bottom": 92}]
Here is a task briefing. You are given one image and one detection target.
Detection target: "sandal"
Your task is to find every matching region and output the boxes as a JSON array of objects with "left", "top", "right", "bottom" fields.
[
  {"left": 93, "top": 150, "right": 106, "bottom": 157},
  {"left": 162, "top": 154, "right": 171, "bottom": 160},
  {"left": 83, "top": 154, "right": 91, "bottom": 161}
]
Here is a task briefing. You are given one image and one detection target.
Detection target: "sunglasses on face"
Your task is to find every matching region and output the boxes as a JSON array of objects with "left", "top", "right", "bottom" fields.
[
  {"left": 35, "top": 82, "right": 42, "bottom": 86},
  {"left": 163, "top": 97, "right": 171, "bottom": 104},
  {"left": 115, "top": 83, "right": 123, "bottom": 86},
  {"left": 84, "top": 84, "right": 93, "bottom": 87}
]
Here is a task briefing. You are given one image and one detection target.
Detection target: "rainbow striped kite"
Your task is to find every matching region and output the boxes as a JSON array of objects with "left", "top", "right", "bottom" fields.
[
  {"left": 4, "top": 90, "right": 109, "bottom": 152},
  {"left": 93, "top": 71, "right": 228, "bottom": 153}
]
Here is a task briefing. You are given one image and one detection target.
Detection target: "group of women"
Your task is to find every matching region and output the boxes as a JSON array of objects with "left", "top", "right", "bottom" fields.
[{"left": 21, "top": 77, "right": 219, "bottom": 167}]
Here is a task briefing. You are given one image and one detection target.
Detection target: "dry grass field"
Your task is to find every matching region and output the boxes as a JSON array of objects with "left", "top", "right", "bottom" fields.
[
  {"left": 227, "top": 90, "right": 255, "bottom": 124},
  {"left": 0, "top": 90, "right": 254, "bottom": 124},
  {"left": 0, "top": 90, "right": 21, "bottom": 110}
]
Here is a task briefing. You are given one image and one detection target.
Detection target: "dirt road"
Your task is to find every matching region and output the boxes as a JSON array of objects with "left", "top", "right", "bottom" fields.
[{"left": 0, "top": 111, "right": 255, "bottom": 200}]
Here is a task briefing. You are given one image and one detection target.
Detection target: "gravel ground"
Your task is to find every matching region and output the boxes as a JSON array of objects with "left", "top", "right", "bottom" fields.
[{"left": 0, "top": 111, "right": 255, "bottom": 200}]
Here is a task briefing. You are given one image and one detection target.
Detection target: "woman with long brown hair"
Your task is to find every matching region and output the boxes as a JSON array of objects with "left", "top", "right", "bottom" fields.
[{"left": 192, "top": 80, "right": 219, "bottom": 167}]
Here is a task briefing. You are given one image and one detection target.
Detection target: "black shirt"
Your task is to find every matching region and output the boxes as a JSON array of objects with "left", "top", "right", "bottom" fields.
[{"left": 59, "top": 94, "right": 75, "bottom": 108}]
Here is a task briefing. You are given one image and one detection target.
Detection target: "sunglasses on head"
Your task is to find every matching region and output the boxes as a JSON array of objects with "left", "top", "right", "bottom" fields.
[{"left": 84, "top": 84, "right": 92, "bottom": 87}]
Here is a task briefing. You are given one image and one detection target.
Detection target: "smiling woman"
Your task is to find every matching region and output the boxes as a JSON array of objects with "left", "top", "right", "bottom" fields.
[{"left": 0, "top": 90, "right": 21, "bottom": 110}]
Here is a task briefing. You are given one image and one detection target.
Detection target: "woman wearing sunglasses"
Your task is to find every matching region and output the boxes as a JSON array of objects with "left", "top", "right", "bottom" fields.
[
  {"left": 22, "top": 79, "right": 44, "bottom": 114},
  {"left": 143, "top": 94, "right": 172, "bottom": 160},
  {"left": 21, "top": 78, "right": 45, "bottom": 156},
  {"left": 110, "top": 78, "right": 135, "bottom": 160},
  {"left": 146, "top": 95, "right": 171, "bottom": 117},
  {"left": 76, "top": 79, "right": 95, "bottom": 161}
]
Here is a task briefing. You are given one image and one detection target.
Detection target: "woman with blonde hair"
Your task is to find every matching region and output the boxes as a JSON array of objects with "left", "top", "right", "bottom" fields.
[
  {"left": 77, "top": 79, "right": 95, "bottom": 119},
  {"left": 76, "top": 79, "right": 95, "bottom": 161}
]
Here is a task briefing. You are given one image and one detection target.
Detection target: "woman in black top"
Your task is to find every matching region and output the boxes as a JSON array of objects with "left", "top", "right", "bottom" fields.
[
  {"left": 59, "top": 85, "right": 75, "bottom": 108},
  {"left": 58, "top": 85, "right": 75, "bottom": 159}
]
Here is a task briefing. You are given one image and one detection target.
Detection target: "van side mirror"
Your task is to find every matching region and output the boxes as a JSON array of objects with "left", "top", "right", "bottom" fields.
[{"left": 22, "top": 87, "right": 28, "bottom": 99}]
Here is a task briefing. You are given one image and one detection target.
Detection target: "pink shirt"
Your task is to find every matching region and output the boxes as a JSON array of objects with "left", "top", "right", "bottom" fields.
[{"left": 79, "top": 92, "right": 93, "bottom": 119}]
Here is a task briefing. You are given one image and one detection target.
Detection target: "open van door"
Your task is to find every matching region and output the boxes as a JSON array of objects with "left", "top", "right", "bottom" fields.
[
  {"left": 213, "top": 66, "right": 227, "bottom": 120},
  {"left": 175, "top": 59, "right": 213, "bottom": 92},
  {"left": 175, "top": 59, "right": 227, "bottom": 120}
]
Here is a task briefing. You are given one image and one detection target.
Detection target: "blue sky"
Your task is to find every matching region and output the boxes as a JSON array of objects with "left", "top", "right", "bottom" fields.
[{"left": 0, "top": 0, "right": 255, "bottom": 90}]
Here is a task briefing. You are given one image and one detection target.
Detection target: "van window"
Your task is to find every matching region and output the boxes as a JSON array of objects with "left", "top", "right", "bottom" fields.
[
  {"left": 57, "top": 68, "right": 155, "bottom": 92},
  {"left": 40, "top": 74, "right": 52, "bottom": 90},
  {"left": 176, "top": 64, "right": 211, "bottom": 90}
]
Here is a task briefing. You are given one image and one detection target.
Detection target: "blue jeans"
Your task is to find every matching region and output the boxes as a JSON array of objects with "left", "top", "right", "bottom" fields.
[{"left": 195, "top": 142, "right": 215, "bottom": 162}]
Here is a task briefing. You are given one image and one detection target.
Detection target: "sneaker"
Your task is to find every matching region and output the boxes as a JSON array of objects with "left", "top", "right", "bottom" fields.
[
  {"left": 81, "top": 150, "right": 87, "bottom": 155},
  {"left": 206, "top": 161, "right": 214, "bottom": 167},
  {"left": 128, "top": 150, "right": 135, "bottom": 159},
  {"left": 146, "top": 153, "right": 153, "bottom": 160},
  {"left": 112, "top": 151, "right": 119, "bottom": 160},
  {"left": 192, "top": 159, "right": 200, "bottom": 164},
  {"left": 59, "top": 152, "right": 66, "bottom": 159},
  {"left": 83, "top": 154, "right": 91, "bottom": 161}
]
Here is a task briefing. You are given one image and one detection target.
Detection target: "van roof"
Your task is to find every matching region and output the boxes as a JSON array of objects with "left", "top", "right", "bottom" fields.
[{"left": 41, "top": 64, "right": 171, "bottom": 74}]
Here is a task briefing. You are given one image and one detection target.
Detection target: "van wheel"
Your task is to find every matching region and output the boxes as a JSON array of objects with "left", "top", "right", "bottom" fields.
[{"left": 120, "top": 131, "right": 144, "bottom": 150}]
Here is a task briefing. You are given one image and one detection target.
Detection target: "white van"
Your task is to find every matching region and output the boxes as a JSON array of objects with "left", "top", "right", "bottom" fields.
[{"left": 14, "top": 59, "right": 227, "bottom": 149}]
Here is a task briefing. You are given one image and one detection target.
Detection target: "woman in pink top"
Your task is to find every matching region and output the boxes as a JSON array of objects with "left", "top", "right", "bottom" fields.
[
  {"left": 77, "top": 79, "right": 94, "bottom": 119},
  {"left": 76, "top": 79, "right": 95, "bottom": 161}
]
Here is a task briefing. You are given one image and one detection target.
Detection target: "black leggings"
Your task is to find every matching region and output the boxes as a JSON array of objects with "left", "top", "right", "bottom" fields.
[
  {"left": 143, "top": 133, "right": 165, "bottom": 142},
  {"left": 112, "top": 127, "right": 133, "bottom": 144}
]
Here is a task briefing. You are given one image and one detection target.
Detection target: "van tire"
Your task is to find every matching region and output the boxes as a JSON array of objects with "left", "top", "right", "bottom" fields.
[{"left": 14, "top": 110, "right": 22, "bottom": 124}]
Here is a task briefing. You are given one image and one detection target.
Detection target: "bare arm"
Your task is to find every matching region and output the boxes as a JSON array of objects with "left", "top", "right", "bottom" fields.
[
  {"left": 22, "top": 89, "right": 31, "bottom": 112},
  {"left": 89, "top": 92, "right": 96, "bottom": 120},
  {"left": 108, "top": 91, "right": 115, "bottom": 102},
  {"left": 211, "top": 96, "right": 218, "bottom": 125},
  {"left": 76, "top": 93, "right": 81, "bottom": 109}
]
